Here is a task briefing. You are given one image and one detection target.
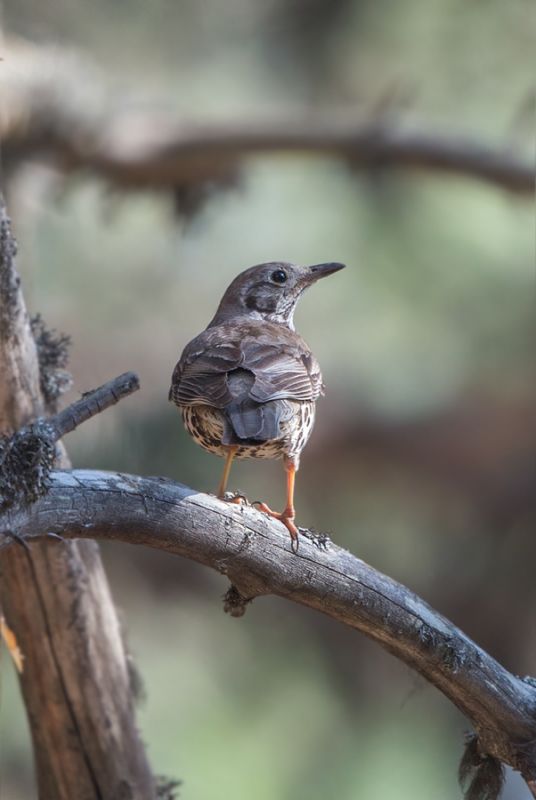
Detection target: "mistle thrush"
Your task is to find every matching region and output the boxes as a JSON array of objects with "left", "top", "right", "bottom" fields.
[{"left": 169, "top": 261, "right": 345, "bottom": 549}]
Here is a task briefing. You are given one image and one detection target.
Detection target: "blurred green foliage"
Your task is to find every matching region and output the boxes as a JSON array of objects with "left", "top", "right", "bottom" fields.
[{"left": 1, "top": 1, "right": 533, "bottom": 798}]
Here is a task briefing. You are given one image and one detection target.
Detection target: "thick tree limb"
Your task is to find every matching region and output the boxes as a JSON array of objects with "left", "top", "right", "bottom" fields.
[
  {"left": 0, "top": 197, "right": 156, "bottom": 799},
  {"left": 2, "top": 469, "right": 535, "bottom": 789}
]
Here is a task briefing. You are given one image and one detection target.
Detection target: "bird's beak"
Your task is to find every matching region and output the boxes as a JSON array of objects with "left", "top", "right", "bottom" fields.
[{"left": 306, "top": 262, "right": 346, "bottom": 282}]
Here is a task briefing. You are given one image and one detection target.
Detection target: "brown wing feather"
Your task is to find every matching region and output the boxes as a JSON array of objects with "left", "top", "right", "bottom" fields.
[{"left": 169, "top": 320, "right": 322, "bottom": 408}]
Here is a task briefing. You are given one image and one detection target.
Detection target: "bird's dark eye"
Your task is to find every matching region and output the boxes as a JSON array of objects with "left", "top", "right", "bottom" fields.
[{"left": 271, "top": 269, "right": 287, "bottom": 285}]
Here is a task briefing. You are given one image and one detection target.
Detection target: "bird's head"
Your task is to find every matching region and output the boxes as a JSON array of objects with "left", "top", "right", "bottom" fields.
[{"left": 209, "top": 261, "right": 345, "bottom": 329}]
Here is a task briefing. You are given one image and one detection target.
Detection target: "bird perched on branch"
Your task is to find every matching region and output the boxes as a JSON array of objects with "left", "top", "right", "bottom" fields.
[{"left": 169, "top": 260, "right": 345, "bottom": 550}]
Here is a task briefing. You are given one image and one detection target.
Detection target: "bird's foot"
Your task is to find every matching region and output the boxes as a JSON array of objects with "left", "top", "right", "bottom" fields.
[
  {"left": 220, "top": 491, "right": 250, "bottom": 506},
  {"left": 253, "top": 501, "right": 299, "bottom": 552}
]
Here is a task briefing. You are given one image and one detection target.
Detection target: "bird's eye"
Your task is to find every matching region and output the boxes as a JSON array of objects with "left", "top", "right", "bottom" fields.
[{"left": 271, "top": 269, "right": 287, "bottom": 285}]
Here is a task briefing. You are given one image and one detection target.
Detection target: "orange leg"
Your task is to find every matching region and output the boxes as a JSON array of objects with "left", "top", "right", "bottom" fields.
[
  {"left": 255, "top": 460, "right": 299, "bottom": 550},
  {"left": 0, "top": 615, "right": 24, "bottom": 673},
  {"left": 217, "top": 446, "right": 238, "bottom": 499}
]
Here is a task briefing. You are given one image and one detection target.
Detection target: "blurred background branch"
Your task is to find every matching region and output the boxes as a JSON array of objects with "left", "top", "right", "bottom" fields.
[
  {"left": 1, "top": 38, "right": 533, "bottom": 217},
  {"left": 4, "top": 110, "right": 534, "bottom": 197}
]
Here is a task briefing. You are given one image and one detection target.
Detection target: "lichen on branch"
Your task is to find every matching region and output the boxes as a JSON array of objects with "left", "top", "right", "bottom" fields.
[{"left": 0, "top": 421, "right": 56, "bottom": 509}]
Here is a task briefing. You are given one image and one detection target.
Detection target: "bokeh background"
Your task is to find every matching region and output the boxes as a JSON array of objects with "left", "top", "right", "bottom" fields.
[{"left": 0, "top": 2, "right": 534, "bottom": 798}]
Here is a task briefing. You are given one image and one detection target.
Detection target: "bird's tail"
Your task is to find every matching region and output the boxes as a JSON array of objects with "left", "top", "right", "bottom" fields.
[{"left": 222, "top": 368, "right": 290, "bottom": 444}]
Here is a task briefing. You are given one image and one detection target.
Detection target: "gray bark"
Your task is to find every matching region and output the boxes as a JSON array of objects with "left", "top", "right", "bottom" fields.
[
  {"left": 2, "top": 468, "right": 535, "bottom": 788},
  {"left": 0, "top": 197, "right": 155, "bottom": 799}
]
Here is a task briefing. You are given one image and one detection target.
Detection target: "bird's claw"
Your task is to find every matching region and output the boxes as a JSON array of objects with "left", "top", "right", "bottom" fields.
[
  {"left": 252, "top": 500, "right": 270, "bottom": 512},
  {"left": 222, "top": 491, "right": 250, "bottom": 506},
  {"left": 253, "top": 501, "right": 300, "bottom": 552}
]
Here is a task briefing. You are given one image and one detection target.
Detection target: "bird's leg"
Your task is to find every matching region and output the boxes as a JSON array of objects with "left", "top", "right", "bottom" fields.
[
  {"left": 217, "top": 446, "right": 245, "bottom": 504},
  {"left": 217, "top": 445, "right": 237, "bottom": 498},
  {"left": 254, "top": 460, "right": 299, "bottom": 550},
  {"left": 0, "top": 615, "right": 24, "bottom": 673}
]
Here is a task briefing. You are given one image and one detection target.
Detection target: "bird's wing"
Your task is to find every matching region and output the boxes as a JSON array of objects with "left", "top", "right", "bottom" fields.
[
  {"left": 169, "top": 337, "right": 241, "bottom": 406},
  {"left": 245, "top": 338, "right": 323, "bottom": 403},
  {"left": 169, "top": 322, "right": 323, "bottom": 408}
]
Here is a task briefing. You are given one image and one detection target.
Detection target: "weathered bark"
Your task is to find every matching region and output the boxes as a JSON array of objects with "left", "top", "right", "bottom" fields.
[
  {"left": 2, "top": 467, "right": 536, "bottom": 789},
  {"left": 0, "top": 199, "right": 155, "bottom": 799}
]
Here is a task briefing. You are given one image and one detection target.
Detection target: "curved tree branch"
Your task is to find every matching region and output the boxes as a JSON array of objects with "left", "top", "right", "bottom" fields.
[
  {"left": 6, "top": 116, "right": 535, "bottom": 197},
  {"left": 2, "top": 39, "right": 533, "bottom": 199},
  {"left": 2, "top": 468, "right": 535, "bottom": 788}
]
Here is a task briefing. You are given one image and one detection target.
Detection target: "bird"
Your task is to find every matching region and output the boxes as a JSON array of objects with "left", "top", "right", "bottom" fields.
[{"left": 169, "top": 260, "right": 345, "bottom": 550}]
